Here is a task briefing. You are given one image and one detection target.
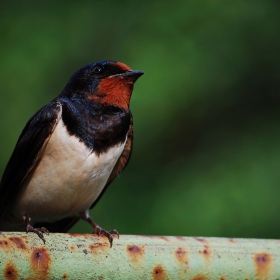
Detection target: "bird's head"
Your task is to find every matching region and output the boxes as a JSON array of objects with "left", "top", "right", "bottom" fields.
[{"left": 61, "top": 61, "right": 144, "bottom": 109}]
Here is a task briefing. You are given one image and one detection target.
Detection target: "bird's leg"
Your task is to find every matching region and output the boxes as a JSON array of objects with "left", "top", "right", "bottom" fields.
[
  {"left": 79, "top": 211, "right": 119, "bottom": 248},
  {"left": 23, "top": 215, "right": 49, "bottom": 244}
]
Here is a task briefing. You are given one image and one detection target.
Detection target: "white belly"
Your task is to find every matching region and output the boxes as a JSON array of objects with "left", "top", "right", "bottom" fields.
[{"left": 12, "top": 119, "right": 125, "bottom": 223}]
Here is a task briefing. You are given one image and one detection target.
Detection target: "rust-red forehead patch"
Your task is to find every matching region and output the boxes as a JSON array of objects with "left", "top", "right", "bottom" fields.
[{"left": 113, "top": 62, "right": 132, "bottom": 72}]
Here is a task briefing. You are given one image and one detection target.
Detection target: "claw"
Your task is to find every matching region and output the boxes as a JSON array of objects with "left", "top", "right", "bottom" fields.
[
  {"left": 79, "top": 211, "right": 119, "bottom": 247},
  {"left": 93, "top": 226, "right": 119, "bottom": 247},
  {"left": 40, "top": 227, "right": 49, "bottom": 235},
  {"left": 26, "top": 224, "right": 48, "bottom": 244},
  {"left": 24, "top": 215, "right": 49, "bottom": 244},
  {"left": 110, "top": 229, "right": 119, "bottom": 238}
]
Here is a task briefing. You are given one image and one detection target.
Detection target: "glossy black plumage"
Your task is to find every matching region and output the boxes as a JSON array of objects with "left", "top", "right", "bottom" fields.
[
  {"left": 0, "top": 60, "right": 143, "bottom": 242},
  {"left": 60, "top": 97, "right": 131, "bottom": 154}
]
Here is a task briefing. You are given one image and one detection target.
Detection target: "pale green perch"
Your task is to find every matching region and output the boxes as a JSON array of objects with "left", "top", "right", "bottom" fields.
[{"left": 0, "top": 232, "right": 279, "bottom": 279}]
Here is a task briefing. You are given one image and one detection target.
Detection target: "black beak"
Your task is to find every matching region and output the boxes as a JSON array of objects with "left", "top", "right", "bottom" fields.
[{"left": 113, "top": 70, "right": 144, "bottom": 82}]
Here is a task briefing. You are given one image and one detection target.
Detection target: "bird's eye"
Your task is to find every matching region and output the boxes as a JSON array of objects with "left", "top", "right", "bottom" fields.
[{"left": 92, "top": 65, "right": 104, "bottom": 74}]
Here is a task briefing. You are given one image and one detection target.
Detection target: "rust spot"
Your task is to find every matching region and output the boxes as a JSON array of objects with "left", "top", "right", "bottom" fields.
[
  {"left": 158, "top": 236, "right": 170, "bottom": 242},
  {"left": 199, "top": 244, "right": 211, "bottom": 263},
  {"left": 228, "top": 238, "right": 236, "bottom": 243},
  {"left": 175, "top": 247, "right": 188, "bottom": 265},
  {"left": 126, "top": 245, "right": 145, "bottom": 264},
  {"left": 68, "top": 233, "right": 88, "bottom": 238},
  {"left": 62, "top": 274, "right": 68, "bottom": 279},
  {"left": 30, "top": 247, "right": 51, "bottom": 279},
  {"left": 142, "top": 235, "right": 155, "bottom": 238},
  {"left": 203, "top": 246, "right": 209, "bottom": 255},
  {"left": 88, "top": 242, "right": 107, "bottom": 254},
  {"left": 175, "top": 236, "right": 186, "bottom": 241},
  {"left": 195, "top": 238, "right": 206, "bottom": 243},
  {"left": 4, "top": 262, "right": 18, "bottom": 280},
  {"left": 152, "top": 264, "right": 167, "bottom": 280},
  {"left": 220, "top": 276, "right": 226, "bottom": 280},
  {"left": 196, "top": 238, "right": 211, "bottom": 263},
  {"left": 9, "top": 237, "right": 28, "bottom": 250},
  {"left": 142, "top": 235, "right": 169, "bottom": 241},
  {"left": 69, "top": 246, "right": 77, "bottom": 252},
  {"left": 142, "top": 235, "right": 166, "bottom": 240},
  {"left": 192, "top": 274, "right": 209, "bottom": 280},
  {"left": 0, "top": 239, "right": 9, "bottom": 249},
  {"left": 254, "top": 252, "right": 273, "bottom": 279}
]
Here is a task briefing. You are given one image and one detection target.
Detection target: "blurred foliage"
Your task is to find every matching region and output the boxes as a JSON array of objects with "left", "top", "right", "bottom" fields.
[{"left": 1, "top": 0, "right": 280, "bottom": 239}]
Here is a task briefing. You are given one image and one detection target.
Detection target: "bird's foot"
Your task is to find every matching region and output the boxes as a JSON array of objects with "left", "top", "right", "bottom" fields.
[
  {"left": 79, "top": 211, "right": 119, "bottom": 247},
  {"left": 26, "top": 224, "right": 49, "bottom": 244},
  {"left": 94, "top": 225, "right": 119, "bottom": 248}
]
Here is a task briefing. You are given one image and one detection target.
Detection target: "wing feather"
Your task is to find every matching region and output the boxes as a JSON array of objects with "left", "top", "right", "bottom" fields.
[{"left": 0, "top": 101, "right": 61, "bottom": 217}]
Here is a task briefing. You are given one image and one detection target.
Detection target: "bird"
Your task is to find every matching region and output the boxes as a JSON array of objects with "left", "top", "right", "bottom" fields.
[{"left": 0, "top": 60, "right": 143, "bottom": 247}]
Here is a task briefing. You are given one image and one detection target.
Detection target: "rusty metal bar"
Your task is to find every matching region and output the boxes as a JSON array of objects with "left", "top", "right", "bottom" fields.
[{"left": 0, "top": 232, "right": 279, "bottom": 279}]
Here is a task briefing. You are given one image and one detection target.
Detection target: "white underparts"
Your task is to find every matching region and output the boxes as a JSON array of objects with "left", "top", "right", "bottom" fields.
[{"left": 11, "top": 119, "right": 126, "bottom": 223}]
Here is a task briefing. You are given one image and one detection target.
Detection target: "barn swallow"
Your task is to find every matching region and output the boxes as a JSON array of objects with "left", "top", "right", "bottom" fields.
[{"left": 0, "top": 61, "right": 143, "bottom": 247}]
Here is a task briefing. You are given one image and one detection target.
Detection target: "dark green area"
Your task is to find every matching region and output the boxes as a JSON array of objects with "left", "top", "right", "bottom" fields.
[{"left": 1, "top": 0, "right": 280, "bottom": 239}]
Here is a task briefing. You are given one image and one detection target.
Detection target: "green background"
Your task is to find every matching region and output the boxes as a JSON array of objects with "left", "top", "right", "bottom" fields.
[{"left": 1, "top": 1, "right": 280, "bottom": 239}]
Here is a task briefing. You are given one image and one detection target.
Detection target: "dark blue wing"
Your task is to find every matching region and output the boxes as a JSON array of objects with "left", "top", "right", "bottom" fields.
[{"left": 0, "top": 101, "right": 61, "bottom": 217}]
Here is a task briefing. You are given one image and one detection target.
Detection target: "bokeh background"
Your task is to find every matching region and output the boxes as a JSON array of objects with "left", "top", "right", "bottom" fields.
[{"left": 1, "top": 1, "right": 280, "bottom": 239}]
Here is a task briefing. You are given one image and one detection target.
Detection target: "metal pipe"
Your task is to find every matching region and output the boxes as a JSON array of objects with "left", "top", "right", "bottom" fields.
[{"left": 0, "top": 232, "right": 279, "bottom": 279}]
